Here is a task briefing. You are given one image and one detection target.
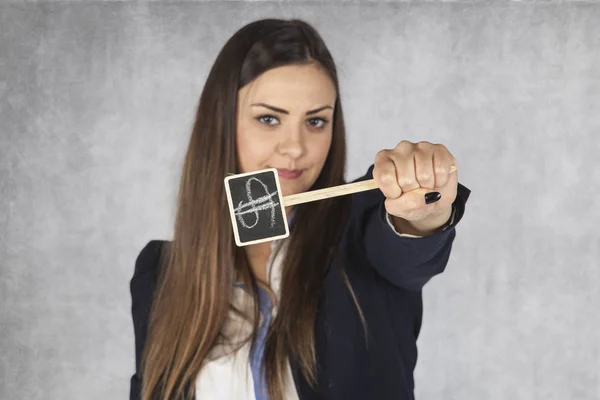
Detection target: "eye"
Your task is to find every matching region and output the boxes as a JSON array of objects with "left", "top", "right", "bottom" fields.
[
  {"left": 256, "top": 115, "right": 279, "bottom": 125},
  {"left": 308, "top": 117, "right": 329, "bottom": 129}
]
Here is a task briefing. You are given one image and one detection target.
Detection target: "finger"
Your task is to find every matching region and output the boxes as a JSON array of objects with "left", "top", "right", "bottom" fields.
[
  {"left": 374, "top": 151, "right": 402, "bottom": 199},
  {"left": 432, "top": 150, "right": 451, "bottom": 188},
  {"left": 384, "top": 189, "right": 437, "bottom": 221},
  {"left": 433, "top": 146, "right": 459, "bottom": 187},
  {"left": 390, "top": 150, "right": 420, "bottom": 193},
  {"left": 414, "top": 150, "right": 436, "bottom": 189}
]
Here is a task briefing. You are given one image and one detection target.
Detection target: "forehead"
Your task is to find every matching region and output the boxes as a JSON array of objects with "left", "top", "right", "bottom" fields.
[{"left": 238, "top": 63, "right": 336, "bottom": 108}]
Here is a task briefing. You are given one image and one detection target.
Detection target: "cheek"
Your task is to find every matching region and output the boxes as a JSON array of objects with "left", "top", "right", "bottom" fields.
[
  {"left": 308, "top": 134, "right": 333, "bottom": 167},
  {"left": 236, "top": 126, "right": 273, "bottom": 170}
]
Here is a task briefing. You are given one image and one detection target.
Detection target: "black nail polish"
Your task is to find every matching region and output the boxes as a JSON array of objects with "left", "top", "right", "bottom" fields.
[{"left": 425, "top": 192, "right": 441, "bottom": 204}]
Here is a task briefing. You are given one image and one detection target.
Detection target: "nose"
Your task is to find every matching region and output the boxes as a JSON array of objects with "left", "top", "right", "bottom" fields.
[{"left": 277, "top": 125, "right": 305, "bottom": 160}]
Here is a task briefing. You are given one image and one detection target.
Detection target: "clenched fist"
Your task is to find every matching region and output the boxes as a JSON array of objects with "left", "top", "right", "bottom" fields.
[{"left": 373, "top": 140, "right": 458, "bottom": 234}]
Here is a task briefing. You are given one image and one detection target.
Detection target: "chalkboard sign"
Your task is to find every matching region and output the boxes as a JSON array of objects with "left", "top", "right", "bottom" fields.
[{"left": 224, "top": 168, "right": 290, "bottom": 246}]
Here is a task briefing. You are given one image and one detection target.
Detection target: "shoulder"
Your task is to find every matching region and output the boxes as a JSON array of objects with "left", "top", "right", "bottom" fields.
[
  {"left": 132, "top": 240, "right": 169, "bottom": 277},
  {"left": 130, "top": 240, "right": 171, "bottom": 335},
  {"left": 130, "top": 240, "right": 170, "bottom": 291}
]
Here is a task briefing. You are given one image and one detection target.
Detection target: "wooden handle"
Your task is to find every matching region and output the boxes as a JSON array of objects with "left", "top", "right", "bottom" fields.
[
  {"left": 282, "top": 164, "right": 457, "bottom": 207},
  {"left": 283, "top": 179, "right": 379, "bottom": 206}
]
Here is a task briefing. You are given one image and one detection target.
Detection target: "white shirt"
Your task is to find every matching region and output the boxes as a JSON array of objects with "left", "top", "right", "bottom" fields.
[{"left": 194, "top": 239, "right": 299, "bottom": 400}]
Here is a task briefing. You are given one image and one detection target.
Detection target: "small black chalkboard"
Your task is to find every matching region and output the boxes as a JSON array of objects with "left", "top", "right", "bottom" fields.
[{"left": 224, "top": 168, "right": 289, "bottom": 246}]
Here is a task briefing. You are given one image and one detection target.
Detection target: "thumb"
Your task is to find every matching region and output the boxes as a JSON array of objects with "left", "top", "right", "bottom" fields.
[{"left": 384, "top": 188, "right": 445, "bottom": 220}]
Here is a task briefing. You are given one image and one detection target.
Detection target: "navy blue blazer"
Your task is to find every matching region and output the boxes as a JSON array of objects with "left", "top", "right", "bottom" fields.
[{"left": 130, "top": 165, "right": 471, "bottom": 400}]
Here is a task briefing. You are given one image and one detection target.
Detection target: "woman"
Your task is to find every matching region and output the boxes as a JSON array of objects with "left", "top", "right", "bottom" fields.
[{"left": 130, "top": 18, "right": 471, "bottom": 400}]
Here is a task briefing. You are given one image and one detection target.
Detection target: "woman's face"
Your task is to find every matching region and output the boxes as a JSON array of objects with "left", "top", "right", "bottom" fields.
[{"left": 236, "top": 63, "right": 336, "bottom": 198}]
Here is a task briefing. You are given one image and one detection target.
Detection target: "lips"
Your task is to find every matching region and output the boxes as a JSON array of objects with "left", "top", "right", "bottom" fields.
[{"left": 276, "top": 168, "right": 303, "bottom": 179}]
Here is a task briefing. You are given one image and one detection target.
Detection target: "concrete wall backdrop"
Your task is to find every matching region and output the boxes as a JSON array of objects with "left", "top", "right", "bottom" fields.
[{"left": 1, "top": 1, "right": 599, "bottom": 399}]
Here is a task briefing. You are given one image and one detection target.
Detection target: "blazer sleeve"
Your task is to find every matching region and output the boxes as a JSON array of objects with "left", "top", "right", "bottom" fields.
[
  {"left": 129, "top": 240, "right": 167, "bottom": 400},
  {"left": 351, "top": 165, "right": 471, "bottom": 291}
]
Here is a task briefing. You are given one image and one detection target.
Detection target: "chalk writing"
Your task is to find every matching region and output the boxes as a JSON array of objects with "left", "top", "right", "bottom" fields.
[
  {"left": 224, "top": 168, "right": 289, "bottom": 246},
  {"left": 232, "top": 177, "right": 280, "bottom": 229}
]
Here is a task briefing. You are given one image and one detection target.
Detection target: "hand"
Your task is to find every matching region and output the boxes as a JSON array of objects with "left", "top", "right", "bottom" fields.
[{"left": 373, "top": 140, "right": 458, "bottom": 224}]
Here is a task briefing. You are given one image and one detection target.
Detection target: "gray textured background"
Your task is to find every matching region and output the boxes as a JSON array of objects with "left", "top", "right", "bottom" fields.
[{"left": 1, "top": 1, "right": 599, "bottom": 399}]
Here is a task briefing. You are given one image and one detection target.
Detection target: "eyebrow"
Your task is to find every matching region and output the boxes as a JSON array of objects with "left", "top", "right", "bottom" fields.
[{"left": 250, "top": 103, "right": 333, "bottom": 115}]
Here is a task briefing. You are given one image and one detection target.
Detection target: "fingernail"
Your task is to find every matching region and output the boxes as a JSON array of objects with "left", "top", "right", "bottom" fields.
[{"left": 425, "top": 192, "right": 441, "bottom": 204}]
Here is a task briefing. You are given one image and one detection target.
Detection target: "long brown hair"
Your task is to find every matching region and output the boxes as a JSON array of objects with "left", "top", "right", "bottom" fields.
[{"left": 140, "top": 19, "right": 361, "bottom": 400}]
